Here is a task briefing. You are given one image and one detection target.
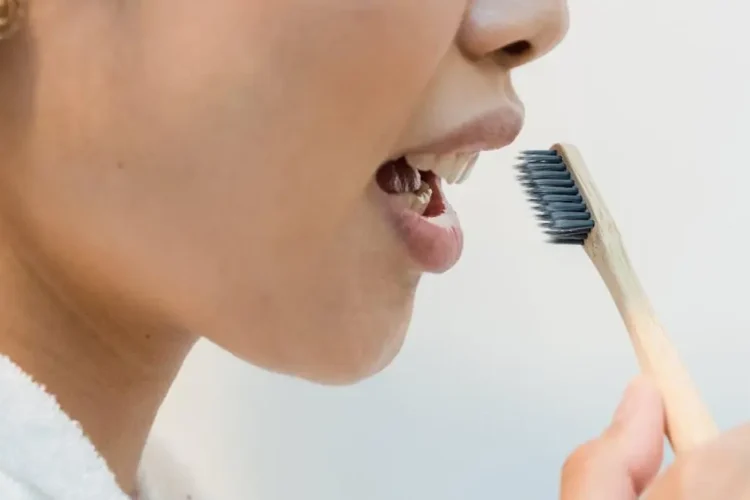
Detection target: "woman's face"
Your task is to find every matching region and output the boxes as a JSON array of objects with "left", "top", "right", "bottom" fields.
[{"left": 1, "top": 1, "right": 567, "bottom": 383}]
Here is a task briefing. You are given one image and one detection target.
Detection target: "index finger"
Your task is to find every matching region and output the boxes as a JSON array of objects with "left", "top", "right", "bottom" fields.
[{"left": 561, "top": 377, "right": 665, "bottom": 500}]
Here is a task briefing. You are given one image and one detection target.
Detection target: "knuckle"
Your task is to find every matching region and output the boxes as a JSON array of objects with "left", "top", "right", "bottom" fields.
[{"left": 562, "top": 439, "right": 603, "bottom": 479}]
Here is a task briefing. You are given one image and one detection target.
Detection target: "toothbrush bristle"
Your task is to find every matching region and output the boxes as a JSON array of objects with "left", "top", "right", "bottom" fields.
[{"left": 516, "top": 149, "right": 594, "bottom": 245}]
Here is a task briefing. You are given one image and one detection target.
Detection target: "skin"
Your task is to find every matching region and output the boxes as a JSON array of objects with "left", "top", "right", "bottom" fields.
[
  {"left": 561, "top": 377, "right": 750, "bottom": 499},
  {"left": 0, "top": 0, "right": 569, "bottom": 492},
  {"left": 0, "top": 1, "right": 747, "bottom": 498}
]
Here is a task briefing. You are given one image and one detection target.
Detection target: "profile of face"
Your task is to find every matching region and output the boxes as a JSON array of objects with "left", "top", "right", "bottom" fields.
[{"left": 0, "top": 1, "right": 567, "bottom": 384}]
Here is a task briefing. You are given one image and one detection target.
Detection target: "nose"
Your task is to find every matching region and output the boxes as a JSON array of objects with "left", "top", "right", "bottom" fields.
[{"left": 458, "top": 0, "right": 569, "bottom": 68}]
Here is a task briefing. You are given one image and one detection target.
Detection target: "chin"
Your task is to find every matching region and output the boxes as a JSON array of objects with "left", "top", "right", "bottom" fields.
[
  {"left": 204, "top": 245, "right": 420, "bottom": 386},
  {"left": 262, "top": 297, "right": 416, "bottom": 387},
  {"left": 304, "top": 311, "right": 413, "bottom": 387}
]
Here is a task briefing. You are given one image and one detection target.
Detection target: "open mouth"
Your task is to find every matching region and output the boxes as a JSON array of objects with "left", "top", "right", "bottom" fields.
[
  {"left": 372, "top": 108, "right": 522, "bottom": 272},
  {"left": 373, "top": 152, "right": 479, "bottom": 272},
  {"left": 375, "top": 153, "right": 479, "bottom": 219}
]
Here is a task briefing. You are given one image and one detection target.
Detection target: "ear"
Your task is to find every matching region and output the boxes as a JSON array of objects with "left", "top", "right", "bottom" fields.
[{"left": 0, "top": 0, "right": 24, "bottom": 41}]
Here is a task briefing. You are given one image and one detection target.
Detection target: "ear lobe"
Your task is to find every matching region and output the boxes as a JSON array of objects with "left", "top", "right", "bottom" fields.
[{"left": 0, "top": 0, "right": 24, "bottom": 41}]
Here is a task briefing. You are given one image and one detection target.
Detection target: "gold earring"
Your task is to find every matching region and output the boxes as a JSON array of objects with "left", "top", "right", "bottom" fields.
[{"left": 0, "top": 0, "right": 24, "bottom": 41}]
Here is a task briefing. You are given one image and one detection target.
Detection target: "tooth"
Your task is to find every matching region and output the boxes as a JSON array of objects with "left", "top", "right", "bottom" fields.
[
  {"left": 451, "top": 153, "right": 472, "bottom": 184},
  {"left": 404, "top": 154, "right": 437, "bottom": 173},
  {"left": 457, "top": 153, "right": 480, "bottom": 184},
  {"left": 411, "top": 183, "right": 432, "bottom": 213},
  {"left": 430, "top": 154, "right": 460, "bottom": 184},
  {"left": 435, "top": 155, "right": 458, "bottom": 184},
  {"left": 405, "top": 152, "right": 478, "bottom": 185}
]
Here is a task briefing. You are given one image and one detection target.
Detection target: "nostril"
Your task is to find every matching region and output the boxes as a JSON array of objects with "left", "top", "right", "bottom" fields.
[
  {"left": 490, "top": 40, "right": 534, "bottom": 68},
  {"left": 500, "top": 40, "right": 532, "bottom": 58}
]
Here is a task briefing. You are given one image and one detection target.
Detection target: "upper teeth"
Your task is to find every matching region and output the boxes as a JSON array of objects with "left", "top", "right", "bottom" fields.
[{"left": 404, "top": 152, "right": 480, "bottom": 185}]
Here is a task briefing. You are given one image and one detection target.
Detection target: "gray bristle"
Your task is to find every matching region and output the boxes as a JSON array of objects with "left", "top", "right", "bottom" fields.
[{"left": 516, "top": 149, "right": 594, "bottom": 245}]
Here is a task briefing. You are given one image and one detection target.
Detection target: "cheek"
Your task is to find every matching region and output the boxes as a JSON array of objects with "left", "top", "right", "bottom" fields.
[
  {"left": 146, "top": 1, "right": 469, "bottom": 190},
  {"left": 7, "top": 1, "right": 467, "bottom": 381},
  {"left": 270, "top": 1, "right": 468, "bottom": 120},
  {"left": 118, "top": 0, "right": 471, "bottom": 280}
]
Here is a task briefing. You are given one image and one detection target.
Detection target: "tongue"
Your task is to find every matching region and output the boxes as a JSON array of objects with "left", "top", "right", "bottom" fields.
[{"left": 376, "top": 158, "right": 420, "bottom": 194}]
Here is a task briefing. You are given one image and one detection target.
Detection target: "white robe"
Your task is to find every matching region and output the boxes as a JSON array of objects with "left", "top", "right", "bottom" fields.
[{"left": 0, "top": 355, "right": 194, "bottom": 500}]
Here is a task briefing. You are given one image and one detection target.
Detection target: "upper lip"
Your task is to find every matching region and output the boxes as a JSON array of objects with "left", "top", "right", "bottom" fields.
[{"left": 404, "top": 105, "right": 525, "bottom": 157}]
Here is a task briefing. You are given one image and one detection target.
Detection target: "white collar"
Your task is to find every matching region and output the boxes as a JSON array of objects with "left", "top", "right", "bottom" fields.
[{"left": 0, "top": 354, "right": 130, "bottom": 499}]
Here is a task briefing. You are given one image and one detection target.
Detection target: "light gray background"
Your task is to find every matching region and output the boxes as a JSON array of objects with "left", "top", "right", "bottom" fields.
[{"left": 143, "top": 0, "right": 750, "bottom": 498}]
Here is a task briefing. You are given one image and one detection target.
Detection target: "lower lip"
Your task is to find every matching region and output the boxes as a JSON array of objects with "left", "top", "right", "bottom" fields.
[{"left": 389, "top": 195, "right": 464, "bottom": 274}]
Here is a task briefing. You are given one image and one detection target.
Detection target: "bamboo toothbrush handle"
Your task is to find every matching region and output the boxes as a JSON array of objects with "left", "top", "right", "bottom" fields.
[
  {"left": 591, "top": 250, "right": 718, "bottom": 452},
  {"left": 554, "top": 143, "right": 719, "bottom": 453}
]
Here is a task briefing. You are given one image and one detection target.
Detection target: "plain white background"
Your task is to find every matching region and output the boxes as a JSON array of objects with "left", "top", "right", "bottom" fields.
[{"left": 144, "top": 0, "right": 750, "bottom": 498}]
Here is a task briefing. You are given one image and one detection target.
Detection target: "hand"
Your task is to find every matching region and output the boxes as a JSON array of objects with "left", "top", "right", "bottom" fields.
[{"left": 560, "top": 376, "right": 750, "bottom": 499}]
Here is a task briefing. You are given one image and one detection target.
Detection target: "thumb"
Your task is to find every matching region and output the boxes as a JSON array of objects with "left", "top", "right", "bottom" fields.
[{"left": 560, "top": 376, "right": 666, "bottom": 500}]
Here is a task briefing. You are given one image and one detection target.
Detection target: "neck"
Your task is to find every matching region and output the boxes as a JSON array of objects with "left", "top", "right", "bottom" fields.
[{"left": 0, "top": 243, "right": 196, "bottom": 494}]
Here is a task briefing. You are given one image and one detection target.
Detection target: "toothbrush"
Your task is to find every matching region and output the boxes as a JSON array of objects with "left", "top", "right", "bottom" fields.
[{"left": 516, "top": 143, "right": 718, "bottom": 453}]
